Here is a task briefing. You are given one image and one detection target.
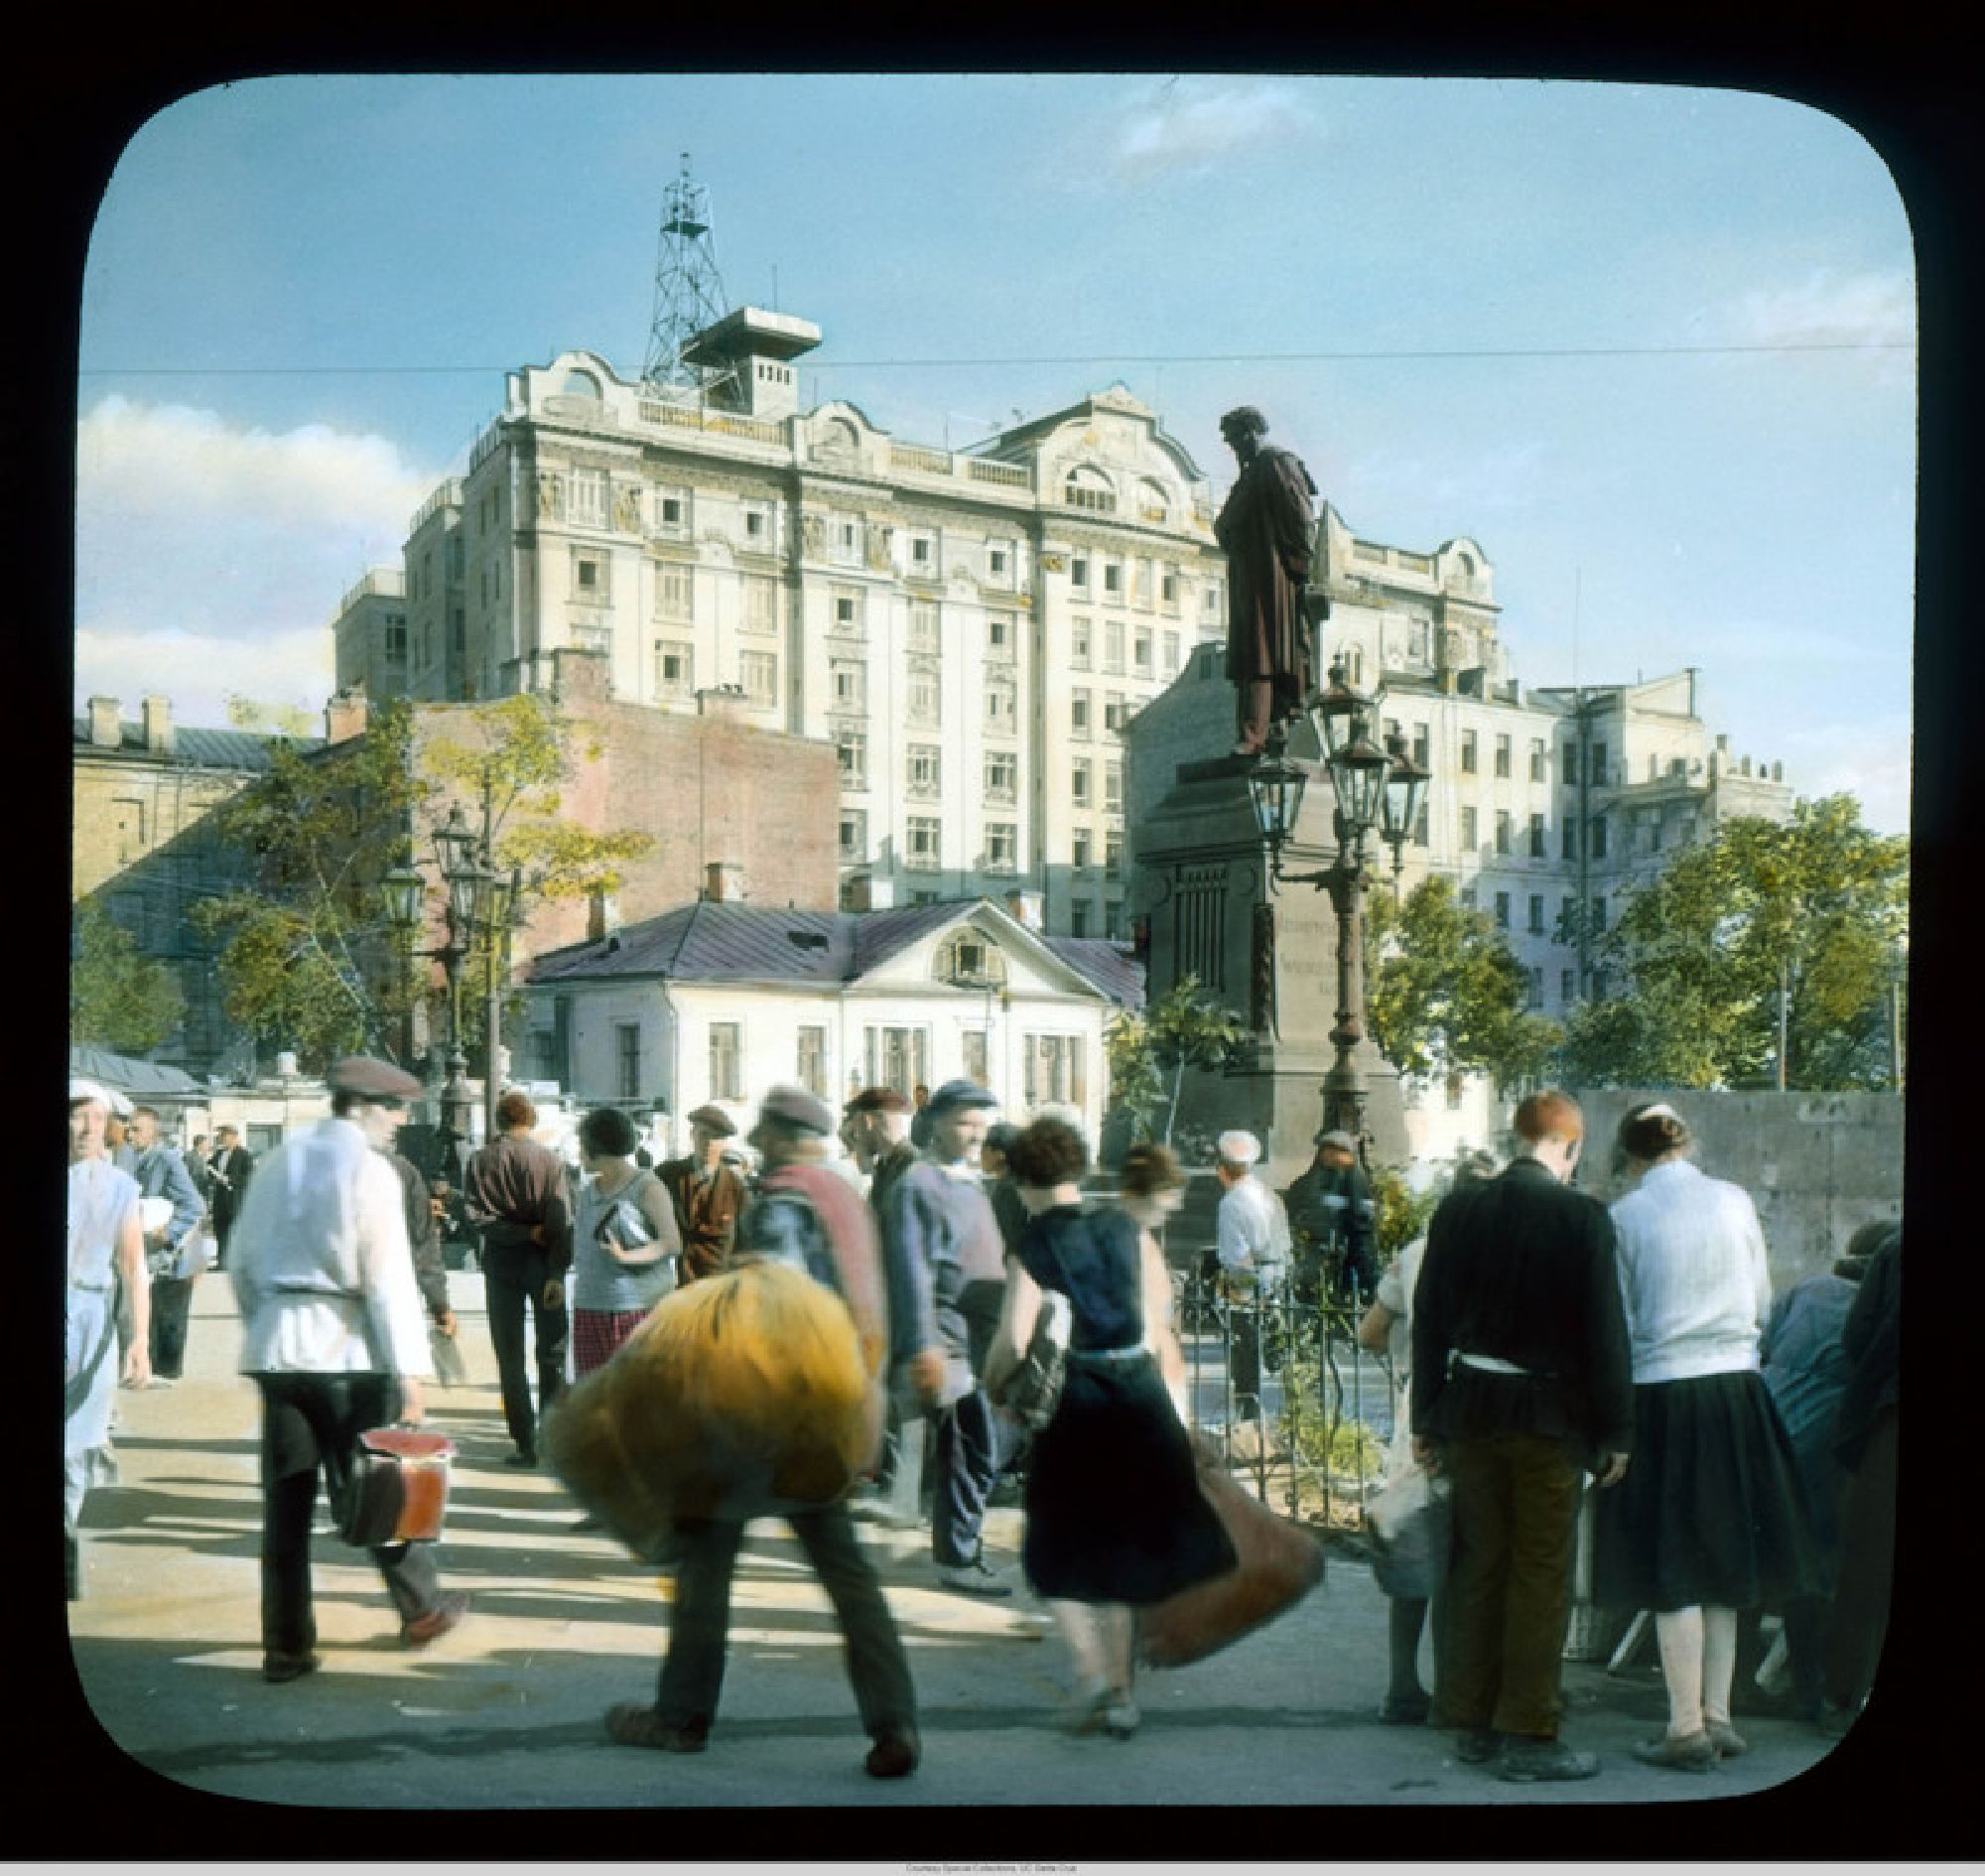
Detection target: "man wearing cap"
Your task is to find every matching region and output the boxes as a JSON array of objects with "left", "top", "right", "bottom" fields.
[
  {"left": 463, "top": 1089, "right": 573, "bottom": 1468},
  {"left": 657, "top": 1105, "right": 747, "bottom": 1285},
  {"left": 206, "top": 1124, "right": 256, "bottom": 1271},
  {"left": 227, "top": 1056, "right": 468, "bottom": 1682},
  {"left": 125, "top": 1105, "right": 207, "bottom": 1385},
  {"left": 1214, "top": 1130, "right": 1293, "bottom": 1421},
  {"left": 876, "top": 1079, "right": 1013, "bottom": 1595},
  {"left": 606, "top": 1084, "right": 921, "bottom": 1779},
  {"left": 844, "top": 1086, "right": 920, "bottom": 1214},
  {"left": 1284, "top": 1128, "right": 1380, "bottom": 1305}
]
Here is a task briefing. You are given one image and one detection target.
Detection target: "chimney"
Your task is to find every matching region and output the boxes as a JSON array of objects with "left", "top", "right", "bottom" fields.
[
  {"left": 696, "top": 686, "right": 748, "bottom": 723},
  {"left": 1004, "top": 890, "right": 1044, "bottom": 931},
  {"left": 705, "top": 861, "right": 744, "bottom": 903},
  {"left": 88, "top": 697, "right": 121, "bottom": 748},
  {"left": 141, "top": 695, "right": 173, "bottom": 754},
  {"left": 1771, "top": 760, "right": 1783, "bottom": 782},
  {"left": 843, "top": 871, "right": 893, "bottom": 912},
  {"left": 588, "top": 888, "right": 620, "bottom": 942},
  {"left": 325, "top": 688, "right": 369, "bottom": 744}
]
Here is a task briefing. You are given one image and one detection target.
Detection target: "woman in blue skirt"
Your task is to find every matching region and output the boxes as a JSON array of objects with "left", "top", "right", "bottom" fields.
[{"left": 1594, "top": 1102, "right": 1822, "bottom": 1772}]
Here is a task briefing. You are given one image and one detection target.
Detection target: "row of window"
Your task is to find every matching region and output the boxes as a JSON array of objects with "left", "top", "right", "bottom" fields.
[
  {"left": 595, "top": 1019, "right": 1091, "bottom": 1111},
  {"left": 1460, "top": 886, "right": 1611, "bottom": 940}
]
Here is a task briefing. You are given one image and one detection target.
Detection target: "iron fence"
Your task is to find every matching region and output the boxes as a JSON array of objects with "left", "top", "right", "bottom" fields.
[{"left": 1168, "top": 1260, "right": 1400, "bottom": 1530}]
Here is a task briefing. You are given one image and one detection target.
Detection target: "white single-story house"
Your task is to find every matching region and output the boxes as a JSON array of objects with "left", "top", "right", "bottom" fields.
[{"left": 519, "top": 896, "right": 1143, "bottom": 1144}]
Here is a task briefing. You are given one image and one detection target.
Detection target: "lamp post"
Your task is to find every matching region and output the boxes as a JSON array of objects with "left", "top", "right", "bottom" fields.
[
  {"left": 383, "top": 803, "right": 495, "bottom": 1183},
  {"left": 1246, "top": 659, "right": 1427, "bottom": 1149}
]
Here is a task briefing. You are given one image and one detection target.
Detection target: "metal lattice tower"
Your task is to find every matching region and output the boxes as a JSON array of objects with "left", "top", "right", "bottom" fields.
[{"left": 641, "top": 153, "right": 730, "bottom": 391}]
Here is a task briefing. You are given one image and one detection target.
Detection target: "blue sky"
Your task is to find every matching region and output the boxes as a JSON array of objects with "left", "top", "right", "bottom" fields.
[{"left": 76, "top": 72, "right": 1915, "bottom": 832}]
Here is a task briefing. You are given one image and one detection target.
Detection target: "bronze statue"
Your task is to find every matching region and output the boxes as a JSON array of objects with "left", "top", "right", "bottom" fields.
[{"left": 1215, "top": 407, "right": 1323, "bottom": 755}]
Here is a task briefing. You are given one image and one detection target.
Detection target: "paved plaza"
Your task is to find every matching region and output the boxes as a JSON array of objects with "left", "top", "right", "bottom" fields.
[{"left": 57, "top": 1272, "right": 1860, "bottom": 1853}]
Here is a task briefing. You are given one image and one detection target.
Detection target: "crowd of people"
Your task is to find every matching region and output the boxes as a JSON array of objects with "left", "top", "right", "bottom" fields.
[{"left": 65, "top": 1069, "right": 1896, "bottom": 1786}]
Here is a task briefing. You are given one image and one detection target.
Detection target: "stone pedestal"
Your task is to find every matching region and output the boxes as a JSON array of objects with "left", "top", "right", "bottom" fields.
[{"left": 1131, "top": 751, "right": 1408, "bottom": 1186}]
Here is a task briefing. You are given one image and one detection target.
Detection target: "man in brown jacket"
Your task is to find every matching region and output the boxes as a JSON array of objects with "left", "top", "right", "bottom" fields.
[
  {"left": 463, "top": 1090, "right": 572, "bottom": 1468},
  {"left": 657, "top": 1105, "right": 747, "bottom": 1284}
]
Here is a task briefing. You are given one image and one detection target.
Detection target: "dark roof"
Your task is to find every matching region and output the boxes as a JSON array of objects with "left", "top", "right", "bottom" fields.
[
  {"left": 528, "top": 898, "right": 1140, "bottom": 1005},
  {"left": 68, "top": 1044, "right": 208, "bottom": 1100},
  {"left": 1038, "top": 937, "right": 1146, "bottom": 1011},
  {"left": 73, "top": 720, "right": 325, "bottom": 771}
]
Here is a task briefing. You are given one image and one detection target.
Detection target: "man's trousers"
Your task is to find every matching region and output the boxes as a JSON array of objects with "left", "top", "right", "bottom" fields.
[
  {"left": 481, "top": 1244, "right": 570, "bottom": 1457},
  {"left": 254, "top": 1372, "right": 445, "bottom": 1657},
  {"left": 1436, "top": 1430, "right": 1583, "bottom": 1740},
  {"left": 655, "top": 1506, "right": 917, "bottom": 1738}
]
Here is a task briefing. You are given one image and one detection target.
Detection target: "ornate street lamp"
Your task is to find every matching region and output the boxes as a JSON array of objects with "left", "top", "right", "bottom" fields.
[
  {"left": 1378, "top": 730, "right": 1431, "bottom": 897},
  {"left": 1248, "top": 666, "right": 1432, "bottom": 1153}
]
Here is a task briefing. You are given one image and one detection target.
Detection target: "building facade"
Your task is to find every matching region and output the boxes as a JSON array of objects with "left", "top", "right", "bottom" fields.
[
  {"left": 521, "top": 893, "right": 1141, "bottom": 1144},
  {"left": 330, "top": 316, "right": 1230, "bottom": 939},
  {"left": 329, "top": 567, "right": 411, "bottom": 702},
  {"left": 72, "top": 695, "right": 328, "bottom": 1076}
]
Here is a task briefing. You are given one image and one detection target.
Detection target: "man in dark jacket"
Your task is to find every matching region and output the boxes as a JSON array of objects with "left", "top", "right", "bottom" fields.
[
  {"left": 842, "top": 1087, "right": 925, "bottom": 1519},
  {"left": 463, "top": 1090, "right": 572, "bottom": 1467},
  {"left": 657, "top": 1105, "right": 747, "bottom": 1284},
  {"left": 206, "top": 1126, "right": 255, "bottom": 1270},
  {"left": 1283, "top": 1128, "right": 1380, "bottom": 1304},
  {"left": 1215, "top": 404, "right": 1320, "bottom": 756},
  {"left": 1411, "top": 1089, "right": 1633, "bottom": 1784},
  {"left": 126, "top": 1106, "right": 206, "bottom": 1383}
]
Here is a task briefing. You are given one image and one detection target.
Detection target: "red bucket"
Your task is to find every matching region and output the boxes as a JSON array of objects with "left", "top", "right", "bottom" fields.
[{"left": 355, "top": 1428, "right": 457, "bottom": 1543}]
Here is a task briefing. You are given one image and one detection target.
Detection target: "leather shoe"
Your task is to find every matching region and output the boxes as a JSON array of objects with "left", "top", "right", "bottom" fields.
[
  {"left": 1499, "top": 1737, "right": 1600, "bottom": 1782},
  {"left": 863, "top": 1727, "right": 920, "bottom": 1778},
  {"left": 606, "top": 1703, "right": 709, "bottom": 1752},
  {"left": 262, "top": 1650, "right": 322, "bottom": 1683},
  {"left": 1454, "top": 1729, "right": 1499, "bottom": 1764},
  {"left": 1704, "top": 1718, "right": 1748, "bottom": 1758},
  {"left": 1631, "top": 1730, "right": 1717, "bottom": 1773},
  {"left": 401, "top": 1591, "right": 469, "bottom": 1649},
  {"left": 504, "top": 1448, "right": 539, "bottom": 1469},
  {"left": 1380, "top": 1690, "right": 1432, "bottom": 1725}
]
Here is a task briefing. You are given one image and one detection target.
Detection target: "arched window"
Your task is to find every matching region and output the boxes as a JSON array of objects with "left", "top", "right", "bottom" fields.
[
  {"left": 1062, "top": 465, "right": 1117, "bottom": 514},
  {"left": 1137, "top": 477, "right": 1171, "bottom": 524},
  {"left": 560, "top": 368, "right": 603, "bottom": 401}
]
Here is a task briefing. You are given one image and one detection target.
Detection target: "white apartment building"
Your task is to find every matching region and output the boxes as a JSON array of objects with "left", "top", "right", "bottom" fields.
[
  {"left": 332, "top": 310, "right": 1228, "bottom": 937},
  {"left": 328, "top": 567, "right": 410, "bottom": 704}
]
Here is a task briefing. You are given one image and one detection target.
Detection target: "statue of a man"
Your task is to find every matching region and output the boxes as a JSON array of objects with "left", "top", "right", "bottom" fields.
[{"left": 1215, "top": 406, "right": 1323, "bottom": 756}]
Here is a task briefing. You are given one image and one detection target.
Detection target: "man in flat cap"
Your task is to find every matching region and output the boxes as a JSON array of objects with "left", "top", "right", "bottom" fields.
[
  {"left": 876, "top": 1079, "right": 1013, "bottom": 1595},
  {"left": 1284, "top": 1127, "right": 1380, "bottom": 1305},
  {"left": 227, "top": 1056, "right": 467, "bottom": 1681},
  {"left": 658, "top": 1104, "right": 747, "bottom": 1286},
  {"left": 1216, "top": 406, "right": 1322, "bottom": 757},
  {"left": 607, "top": 1084, "right": 920, "bottom": 1778},
  {"left": 464, "top": 1088, "right": 573, "bottom": 1468},
  {"left": 1213, "top": 1129, "right": 1292, "bottom": 1421}
]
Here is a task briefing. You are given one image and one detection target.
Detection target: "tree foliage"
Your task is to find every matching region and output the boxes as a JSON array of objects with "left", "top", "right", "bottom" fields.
[
  {"left": 1364, "top": 875, "right": 1562, "bottom": 1091},
  {"left": 1105, "top": 973, "right": 1250, "bottom": 1145},
  {"left": 69, "top": 900, "right": 187, "bottom": 1055},
  {"left": 1556, "top": 794, "right": 1908, "bottom": 1091},
  {"left": 193, "top": 693, "right": 656, "bottom": 1075}
]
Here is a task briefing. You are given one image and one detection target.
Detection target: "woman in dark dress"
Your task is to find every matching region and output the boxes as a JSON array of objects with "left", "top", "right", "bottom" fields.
[{"left": 984, "top": 1117, "right": 1236, "bottom": 1738}]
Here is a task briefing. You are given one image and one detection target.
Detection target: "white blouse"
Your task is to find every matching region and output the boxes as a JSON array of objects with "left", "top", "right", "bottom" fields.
[{"left": 1608, "top": 1158, "right": 1772, "bottom": 1385}]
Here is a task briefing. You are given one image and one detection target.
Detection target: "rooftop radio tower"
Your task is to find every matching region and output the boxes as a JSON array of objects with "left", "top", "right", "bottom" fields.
[{"left": 642, "top": 153, "right": 730, "bottom": 391}]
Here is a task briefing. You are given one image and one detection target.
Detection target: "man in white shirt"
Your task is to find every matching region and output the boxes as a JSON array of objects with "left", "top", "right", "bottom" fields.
[
  {"left": 1214, "top": 1130, "right": 1291, "bottom": 1421},
  {"left": 229, "top": 1056, "right": 467, "bottom": 1683}
]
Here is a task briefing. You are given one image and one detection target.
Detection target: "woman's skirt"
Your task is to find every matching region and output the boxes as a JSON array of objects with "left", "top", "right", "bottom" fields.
[
  {"left": 572, "top": 1306, "right": 652, "bottom": 1379},
  {"left": 1022, "top": 1353, "right": 1238, "bottom": 1606},
  {"left": 1594, "top": 1368, "right": 1825, "bottom": 1613}
]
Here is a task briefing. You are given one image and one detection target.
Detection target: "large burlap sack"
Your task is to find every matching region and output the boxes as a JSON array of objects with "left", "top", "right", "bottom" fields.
[
  {"left": 1135, "top": 1432, "right": 1328, "bottom": 1670},
  {"left": 543, "top": 1258, "right": 873, "bottom": 1561}
]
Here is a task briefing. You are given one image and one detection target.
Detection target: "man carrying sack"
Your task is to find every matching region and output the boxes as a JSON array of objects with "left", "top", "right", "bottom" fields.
[
  {"left": 227, "top": 1055, "right": 468, "bottom": 1683},
  {"left": 587, "top": 1085, "right": 920, "bottom": 1779}
]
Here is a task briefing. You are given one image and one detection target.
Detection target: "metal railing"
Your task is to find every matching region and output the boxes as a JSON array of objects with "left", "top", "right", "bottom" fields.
[{"left": 1166, "top": 1262, "right": 1397, "bottom": 1531}]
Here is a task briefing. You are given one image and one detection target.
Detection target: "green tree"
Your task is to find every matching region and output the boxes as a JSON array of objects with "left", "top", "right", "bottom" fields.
[
  {"left": 1365, "top": 875, "right": 1562, "bottom": 1091},
  {"left": 1104, "top": 974, "right": 1249, "bottom": 1145},
  {"left": 191, "top": 699, "right": 426, "bottom": 1071},
  {"left": 1556, "top": 794, "right": 1907, "bottom": 1091},
  {"left": 69, "top": 900, "right": 187, "bottom": 1054},
  {"left": 194, "top": 693, "right": 656, "bottom": 1074}
]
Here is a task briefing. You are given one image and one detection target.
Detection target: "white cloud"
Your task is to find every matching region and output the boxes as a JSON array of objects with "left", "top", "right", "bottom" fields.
[
  {"left": 74, "top": 397, "right": 437, "bottom": 729},
  {"left": 1732, "top": 269, "right": 1916, "bottom": 351},
  {"left": 1110, "top": 78, "right": 1323, "bottom": 176},
  {"left": 1773, "top": 715, "right": 1913, "bottom": 837}
]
